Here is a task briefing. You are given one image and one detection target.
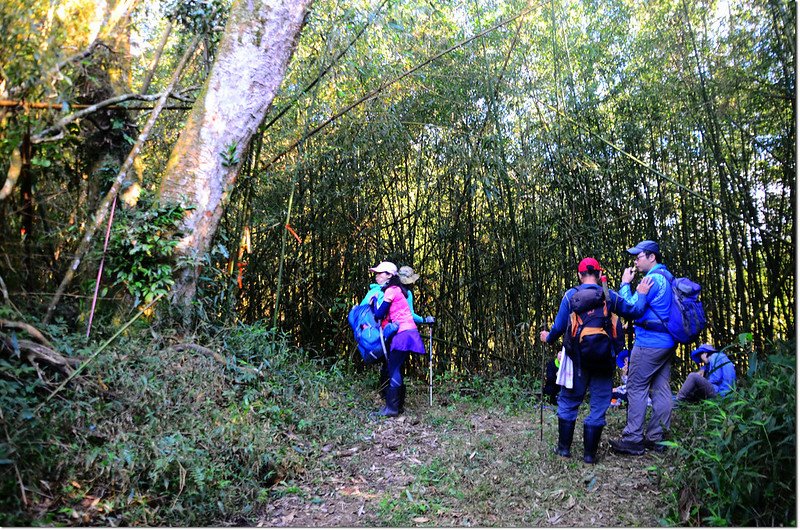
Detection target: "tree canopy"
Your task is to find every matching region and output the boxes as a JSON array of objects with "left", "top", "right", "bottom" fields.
[{"left": 0, "top": 0, "right": 794, "bottom": 377}]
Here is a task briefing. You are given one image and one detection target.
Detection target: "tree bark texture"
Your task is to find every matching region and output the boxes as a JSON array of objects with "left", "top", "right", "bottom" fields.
[{"left": 159, "top": 0, "right": 313, "bottom": 306}]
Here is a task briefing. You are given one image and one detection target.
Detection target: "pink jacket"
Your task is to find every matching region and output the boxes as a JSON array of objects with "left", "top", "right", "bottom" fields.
[{"left": 383, "top": 286, "right": 417, "bottom": 333}]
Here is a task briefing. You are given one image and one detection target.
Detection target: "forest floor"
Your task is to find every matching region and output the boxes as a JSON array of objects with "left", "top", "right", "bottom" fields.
[{"left": 251, "top": 380, "right": 669, "bottom": 527}]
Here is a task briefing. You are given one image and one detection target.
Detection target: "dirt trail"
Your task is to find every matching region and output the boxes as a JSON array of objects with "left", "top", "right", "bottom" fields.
[{"left": 255, "top": 391, "right": 667, "bottom": 527}]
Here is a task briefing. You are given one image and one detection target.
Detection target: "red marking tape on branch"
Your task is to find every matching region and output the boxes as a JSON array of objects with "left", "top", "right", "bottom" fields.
[{"left": 285, "top": 224, "right": 302, "bottom": 244}]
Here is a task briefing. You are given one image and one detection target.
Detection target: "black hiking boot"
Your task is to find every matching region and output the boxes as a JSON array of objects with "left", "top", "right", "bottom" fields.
[
  {"left": 609, "top": 437, "right": 645, "bottom": 456},
  {"left": 554, "top": 418, "right": 575, "bottom": 458},
  {"left": 398, "top": 384, "right": 406, "bottom": 414},
  {"left": 379, "top": 386, "right": 401, "bottom": 417},
  {"left": 644, "top": 439, "right": 667, "bottom": 453},
  {"left": 583, "top": 424, "right": 603, "bottom": 464}
]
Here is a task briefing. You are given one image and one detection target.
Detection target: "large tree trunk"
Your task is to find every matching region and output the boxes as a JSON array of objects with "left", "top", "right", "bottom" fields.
[{"left": 159, "top": 0, "right": 313, "bottom": 307}]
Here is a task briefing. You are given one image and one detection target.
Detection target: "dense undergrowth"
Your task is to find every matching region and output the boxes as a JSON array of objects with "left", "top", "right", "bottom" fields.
[
  {"left": 0, "top": 319, "right": 795, "bottom": 526},
  {"left": 659, "top": 339, "right": 796, "bottom": 527},
  {"left": 0, "top": 320, "right": 376, "bottom": 526}
]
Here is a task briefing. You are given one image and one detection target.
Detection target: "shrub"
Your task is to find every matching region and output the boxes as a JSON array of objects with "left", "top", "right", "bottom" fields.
[
  {"left": 438, "top": 372, "right": 539, "bottom": 413},
  {"left": 106, "top": 192, "right": 193, "bottom": 306},
  {"left": 661, "top": 339, "right": 796, "bottom": 526},
  {"left": 1, "top": 323, "right": 371, "bottom": 526}
]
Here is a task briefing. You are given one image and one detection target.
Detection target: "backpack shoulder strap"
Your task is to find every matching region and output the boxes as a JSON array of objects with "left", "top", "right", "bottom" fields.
[
  {"left": 649, "top": 267, "right": 675, "bottom": 284},
  {"left": 645, "top": 270, "right": 681, "bottom": 341}
]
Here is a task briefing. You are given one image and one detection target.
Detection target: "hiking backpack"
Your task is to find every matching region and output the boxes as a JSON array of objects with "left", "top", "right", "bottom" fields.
[
  {"left": 347, "top": 303, "right": 399, "bottom": 364},
  {"left": 650, "top": 269, "right": 706, "bottom": 344},
  {"left": 564, "top": 287, "right": 619, "bottom": 367}
]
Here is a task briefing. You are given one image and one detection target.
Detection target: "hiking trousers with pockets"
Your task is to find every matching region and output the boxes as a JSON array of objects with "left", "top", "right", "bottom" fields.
[
  {"left": 557, "top": 361, "right": 613, "bottom": 427},
  {"left": 620, "top": 344, "right": 676, "bottom": 444}
]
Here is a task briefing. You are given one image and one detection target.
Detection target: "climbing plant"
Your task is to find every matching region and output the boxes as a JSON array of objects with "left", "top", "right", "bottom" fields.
[{"left": 106, "top": 192, "right": 193, "bottom": 306}]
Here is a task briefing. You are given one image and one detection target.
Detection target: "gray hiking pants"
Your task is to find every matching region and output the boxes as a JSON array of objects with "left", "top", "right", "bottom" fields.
[
  {"left": 676, "top": 372, "right": 717, "bottom": 402},
  {"left": 620, "top": 344, "right": 676, "bottom": 444}
]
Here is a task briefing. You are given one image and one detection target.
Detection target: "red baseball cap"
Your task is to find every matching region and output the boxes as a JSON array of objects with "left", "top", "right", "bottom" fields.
[{"left": 578, "top": 257, "right": 603, "bottom": 273}]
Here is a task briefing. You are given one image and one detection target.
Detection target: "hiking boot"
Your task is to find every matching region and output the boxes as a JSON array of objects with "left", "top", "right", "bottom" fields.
[
  {"left": 378, "top": 363, "right": 389, "bottom": 398},
  {"left": 379, "top": 386, "right": 401, "bottom": 417},
  {"left": 398, "top": 384, "right": 406, "bottom": 414},
  {"left": 583, "top": 424, "right": 603, "bottom": 464},
  {"left": 554, "top": 418, "right": 576, "bottom": 458},
  {"left": 644, "top": 439, "right": 667, "bottom": 453},
  {"left": 609, "top": 438, "right": 645, "bottom": 456}
]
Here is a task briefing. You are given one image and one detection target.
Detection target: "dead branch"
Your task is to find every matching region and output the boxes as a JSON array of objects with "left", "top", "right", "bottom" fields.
[
  {"left": 31, "top": 92, "right": 186, "bottom": 143},
  {"left": 139, "top": 21, "right": 173, "bottom": 96},
  {"left": 171, "top": 342, "right": 226, "bottom": 365},
  {"left": 0, "top": 146, "right": 21, "bottom": 200},
  {"left": 1, "top": 333, "right": 78, "bottom": 376},
  {"left": 0, "top": 273, "right": 11, "bottom": 308},
  {"left": 43, "top": 36, "right": 201, "bottom": 324},
  {"left": 0, "top": 320, "right": 53, "bottom": 348},
  {"left": 331, "top": 446, "right": 362, "bottom": 458},
  {"left": 0, "top": 99, "right": 194, "bottom": 111},
  {"left": 22, "top": 339, "right": 79, "bottom": 369}
]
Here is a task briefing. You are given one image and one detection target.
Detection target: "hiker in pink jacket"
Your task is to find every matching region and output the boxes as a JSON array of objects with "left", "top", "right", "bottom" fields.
[{"left": 372, "top": 265, "right": 426, "bottom": 416}]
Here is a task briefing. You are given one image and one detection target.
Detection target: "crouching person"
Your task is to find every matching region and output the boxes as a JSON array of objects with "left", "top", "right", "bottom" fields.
[
  {"left": 676, "top": 344, "right": 736, "bottom": 402},
  {"left": 539, "top": 258, "right": 651, "bottom": 464}
]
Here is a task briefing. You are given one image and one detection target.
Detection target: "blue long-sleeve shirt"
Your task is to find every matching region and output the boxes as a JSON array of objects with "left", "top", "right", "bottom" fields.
[
  {"left": 618, "top": 264, "right": 676, "bottom": 349},
  {"left": 360, "top": 283, "right": 385, "bottom": 306},
  {"left": 407, "top": 289, "right": 424, "bottom": 324},
  {"left": 705, "top": 352, "right": 736, "bottom": 396},
  {"left": 544, "top": 283, "right": 647, "bottom": 346}
]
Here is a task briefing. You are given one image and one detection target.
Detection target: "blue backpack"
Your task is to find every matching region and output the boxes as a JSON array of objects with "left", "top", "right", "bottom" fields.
[
  {"left": 651, "top": 269, "right": 707, "bottom": 344},
  {"left": 347, "top": 303, "right": 399, "bottom": 364}
]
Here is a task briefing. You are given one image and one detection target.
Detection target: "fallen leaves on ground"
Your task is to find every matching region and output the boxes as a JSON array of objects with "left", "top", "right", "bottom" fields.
[{"left": 254, "top": 389, "right": 666, "bottom": 527}]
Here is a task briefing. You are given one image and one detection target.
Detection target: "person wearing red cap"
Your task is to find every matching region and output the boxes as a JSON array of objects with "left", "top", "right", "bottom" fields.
[{"left": 539, "top": 257, "right": 653, "bottom": 463}]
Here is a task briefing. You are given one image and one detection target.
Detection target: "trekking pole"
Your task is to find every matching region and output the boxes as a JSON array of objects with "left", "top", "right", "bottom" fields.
[{"left": 428, "top": 323, "right": 434, "bottom": 406}]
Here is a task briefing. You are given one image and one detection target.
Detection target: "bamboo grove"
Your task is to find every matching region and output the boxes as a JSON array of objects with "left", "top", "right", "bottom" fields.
[{"left": 0, "top": 0, "right": 795, "bottom": 383}]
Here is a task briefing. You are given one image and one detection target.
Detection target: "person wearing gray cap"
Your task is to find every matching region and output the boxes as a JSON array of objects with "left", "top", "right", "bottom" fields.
[
  {"left": 395, "top": 265, "right": 434, "bottom": 413},
  {"left": 609, "top": 240, "right": 677, "bottom": 456}
]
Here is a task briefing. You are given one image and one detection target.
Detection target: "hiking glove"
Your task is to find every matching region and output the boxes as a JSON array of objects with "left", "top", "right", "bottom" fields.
[{"left": 424, "top": 316, "right": 435, "bottom": 324}]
